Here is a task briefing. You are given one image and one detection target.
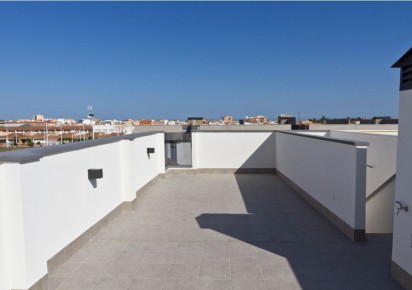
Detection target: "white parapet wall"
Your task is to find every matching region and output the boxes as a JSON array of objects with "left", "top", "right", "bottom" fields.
[
  {"left": 392, "top": 89, "right": 412, "bottom": 287},
  {"left": 309, "top": 124, "right": 398, "bottom": 131},
  {"left": 0, "top": 132, "right": 165, "bottom": 290},
  {"left": 329, "top": 131, "right": 397, "bottom": 233},
  {"left": 275, "top": 131, "right": 368, "bottom": 240},
  {"left": 192, "top": 131, "right": 276, "bottom": 170},
  {"left": 192, "top": 130, "right": 370, "bottom": 240}
]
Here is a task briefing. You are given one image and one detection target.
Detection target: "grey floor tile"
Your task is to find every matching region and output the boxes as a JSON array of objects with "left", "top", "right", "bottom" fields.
[
  {"left": 124, "top": 241, "right": 152, "bottom": 252},
  {"left": 47, "top": 276, "right": 66, "bottom": 290},
  {"left": 162, "top": 279, "right": 197, "bottom": 290},
  {"left": 198, "top": 264, "right": 230, "bottom": 280},
  {"left": 142, "top": 250, "right": 175, "bottom": 264},
  {"left": 231, "top": 280, "right": 267, "bottom": 290},
  {"left": 65, "top": 250, "right": 93, "bottom": 263},
  {"left": 196, "top": 280, "right": 231, "bottom": 290},
  {"left": 79, "top": 240, "right": 104, "bottom": 252},
  {"left": 202, "top": 242, "right": 228, "bottom": 254},
  {"left": 49, "top": 262, "right": 82, "bottom": 277},
  {"left": 230, "top": 253, "right": 260, "bottom": 265},
  {"left": 70, "top": 262, "right": 110, "bottom": 279},
  {"left": 231, "top": 264, "right": 264, "bottom": 280},
  {"left": 85, "top": 250, "right": 121, "bottom": 264},
  {"left": 149, "top": 241, "right": 178, "bottom": 251},
  {"left": 57, "top": 276, "right": 99, "bottom": 290},
  {"left": 47, "top": 174, "right": 400, "bottom": 290},
  {"left": 102, "top": 262, "right": 139, "bottom": 279},
  {"left": 171, "top": 251, "right": 201, "bottom": 265},
  {"left": 256, "top": 251, "right": 288, "bottom": 265},
  {"left": 134, "top": 264, "right": 169, "bottom": 279},
  {"left": 260, "top": 264, "right": 297, "bottom": 281},
  {"left": 126, "top": 279, "right": 163, "bottom": 290},
  {"left": 166, "top": 264, "right": 199, "bottom": 280},
  {"left": 93, "top": 277, "right": 132, "bottom": 290},
  {"left": 265, "top": 279, "right": 303, "bottom": 290},
  {"left": 201, "top": 252, "right": 230, "bottom": 265},
  {"left": 98, "top": 240, "right": 129, "bottom": 252},
  {"left": 115, "top": 251, "right": 147, "bottom": 265},
  {"left": 176, "top": 241, "right": 203, "bottom": 252},
  {"left": 229, "top": 242, "right": 257, "bottom": 255}
]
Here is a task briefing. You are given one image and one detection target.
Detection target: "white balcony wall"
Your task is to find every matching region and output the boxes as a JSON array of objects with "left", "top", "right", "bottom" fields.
[
  {"left": 329, "top": 131, "right": 397, "bottom": 233},
  {"left": 275, "top": 132, "right": 367, "bottom": 231},
  {"left": 130, "top": 133, "right": 165, "bottom": 197},
  {"left": 329, "top": 131, "right": 397, "bottom": 197},
  {"left": 393, "top": 90, "right": 412, "bottom": 279},
  {"left": 309, "top": 124, "right": 398, "bottom": 131},
  {"left": 0, "top": 133, "right": 164, "bottom": 290},
  {"left": 192, "top": 131, "right": 276, "bottom": 169}
]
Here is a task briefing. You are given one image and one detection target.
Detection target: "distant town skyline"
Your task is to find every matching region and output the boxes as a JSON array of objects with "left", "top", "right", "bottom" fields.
[{"left": 1, "top": 2, "right": 411, "bottom": 120}]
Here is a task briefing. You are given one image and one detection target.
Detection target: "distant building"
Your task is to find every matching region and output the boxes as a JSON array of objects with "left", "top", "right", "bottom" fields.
[
  {"left": 33, "top": 115, "right": 44, "bottom": 121},
  {"left": 325, "top": 118, "right": 350, "bottom": 125},
  {"left": 278, "top": 114, "right": 296, "bottom": 125},
  {"left": 139, "top": 120, "right": 153, "bottom": 125},
  {"left": 372, "top": 116, "right": 398, "bottom": 124},
  {"left": 80, "top": 119, "right": 96, "bottom": 125},
  {"left": 124, "top": 119, "right": 140, "bottom": 126},
  {"left": 57, "top": 118, "right": 76, "bottom": 125},
  {"left": 187, "top": 117, "right": 204, "bottom": 126},
  {"left": 241, "top": 115, "right": 268, "bottom": 125},
  {"left": 222, "top": 115, "right": 234, "bottom": 125},
  {"left": 152, "top": 120, "right": 168, "bottom": 125}
]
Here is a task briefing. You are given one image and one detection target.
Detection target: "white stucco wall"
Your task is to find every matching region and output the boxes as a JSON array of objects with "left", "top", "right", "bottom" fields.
[
  {"left": 329, "top": 131, "right": 397, "bottom": 197},
  {"left": 392, "top": 90, "right": 412, "bottom": 276},
  {"left": 0, "top": 133, "right": 165, "bottom": 289},
  {"left": 329, "top": 131, "right": 397, "bottom": 233},
  {"left": 275, "top": 132, "right": 367, "bottom": 230},
  {"left": 365, "top": 177, "right": 396, "bottom": 233},
  {"left": 0, "top": 164, "right": 17, "bottom": 290},
  {"left": 1, "top": 163, "right": 27, "bottom": 289},
  {"left": 130, "top": 133, "right": 165, "bottom": 196},
  {"left": 192, "top": 131, "right": 276, "bottom": 169},
  {"left": 309, "top": 124, "right": 398, "bottom": 131}
]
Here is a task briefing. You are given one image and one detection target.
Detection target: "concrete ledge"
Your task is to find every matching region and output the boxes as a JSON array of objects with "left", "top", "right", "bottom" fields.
[
  {"left": 391, "top": 261, "right": 412, "bottom": 290},
  {"left": 277, "top": 130, "right": 369, "bottom": 146},
  {"left": 275, "top": 169, "right": 366, "bottom": 242},
  {"left": 166, "top": 168, "right": 276, "bottom": 175}
]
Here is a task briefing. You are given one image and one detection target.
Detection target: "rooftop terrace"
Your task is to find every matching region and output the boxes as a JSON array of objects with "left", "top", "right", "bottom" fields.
[{"left": 46, "top": 173, "right": 400, "bottom": 290}]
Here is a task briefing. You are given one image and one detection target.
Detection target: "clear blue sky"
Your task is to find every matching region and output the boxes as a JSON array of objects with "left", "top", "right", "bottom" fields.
[{"left": 0, "top": 2, "right": 411, "bottom": 121}]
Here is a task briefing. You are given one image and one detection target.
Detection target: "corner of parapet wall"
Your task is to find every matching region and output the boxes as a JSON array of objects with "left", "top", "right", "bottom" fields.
[
  {"left": 391, "top": 261, "right": 412, "bottom": 290},
  {"left": 275, "top": 169, "right": 366, "bottom": 242}
]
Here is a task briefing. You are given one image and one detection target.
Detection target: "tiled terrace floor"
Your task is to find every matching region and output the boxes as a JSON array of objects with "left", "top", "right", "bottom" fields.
[{"left": 49, "top": 173, "right": 402, "bottom": 290}]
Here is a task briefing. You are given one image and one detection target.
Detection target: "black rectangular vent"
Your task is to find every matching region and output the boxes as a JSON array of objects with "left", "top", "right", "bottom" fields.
[
  {"left": 147, "top": 148, "right": 155, "bottom": 154},
  {"left": 88, "top": 169, "right": 103, "bottom": 179},
  {"left": 401, "top": 64, "right": 412, "bottom": 91}
]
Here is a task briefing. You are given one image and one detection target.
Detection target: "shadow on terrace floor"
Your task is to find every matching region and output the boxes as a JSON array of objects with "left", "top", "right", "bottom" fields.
[{"left": 196, "top": 173, "right": 402, "bottom": 290}]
